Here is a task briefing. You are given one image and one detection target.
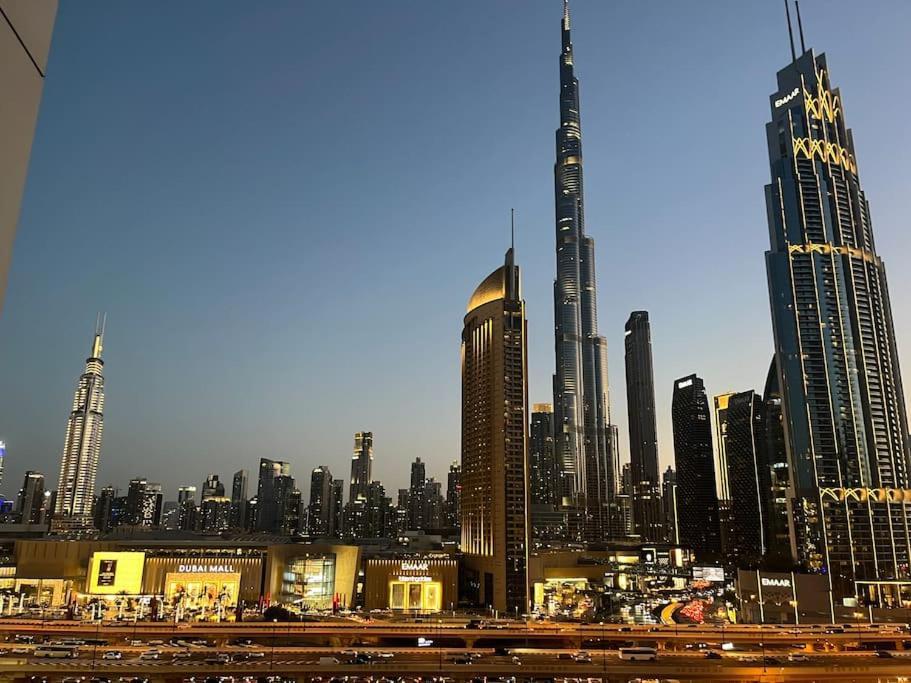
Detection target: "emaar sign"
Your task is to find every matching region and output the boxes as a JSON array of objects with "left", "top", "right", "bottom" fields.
[{"left": 761, "top": 577, "right": 791, "bottom": 588}]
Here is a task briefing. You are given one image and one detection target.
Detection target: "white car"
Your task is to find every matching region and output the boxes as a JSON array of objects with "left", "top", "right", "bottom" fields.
[
  {"left": 103, "top": 650, "right": 123, "bottom": 660},
  {"left": 788, "top": 653, "right": 810, "bottom": 662},
  {"left": 139, "top": 649, "right": 161, "bottom": 660}
]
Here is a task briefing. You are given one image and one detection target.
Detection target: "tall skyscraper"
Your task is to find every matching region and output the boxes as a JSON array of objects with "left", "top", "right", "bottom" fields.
[
  {"left": 661, "top": 466, "right": 678, "bottom": 545},
  {"left": 308, "top": 466, "right": 334, "bottom": 537},
  {"left": 671, "top": 374, "right": 721, "bottom": 560},
  {"left": 200, "top": 474, "right": 224, "bottom": 501},
  {"left": 446, "top": 461, "right": 461, "bottom": 529},
  {"left": 0, "top": 1, "right": 57, "bottom": 314},
  {"left": 624, "top": 311, "right": 663, "bottom": 541},
  {"left": 93, "top": 485, "right": 115, "bottom": 532},
  {"left": 231, "top": 469, "right": 248, "bottom": 529},
  {"left": 550, "top": 1, "right": 614, "bottom": 541},
  {"left": 461, "top": 246, "right": 529, "bottom": 612},
  {"left": 125, "top": 478, "right": 162, "bottom": 528},
  {"left": 16, "top": 471, "right": 47, "bottom": 525},
  {"left": 255, "top": 458, "right": 290, "bottom": 532},
  {"left": 52, "top": 316, "right": 106, "bottom": 531},
  {"left": 529, "top": 404, "right": 557, "bottom": 506},
  {"left": 724, "top": 390, "right": 774, "bottom": 568},
  {"left": 349, "top": 431, "right": 373, "bottom": 502},
  {"left": 177, "top": 485, "right": 197, "bottom": 531},
  {"left": 764, "top": 33, "right": 911, "bottom": 602},
  {"left": 762, "top": 360, "right": 791, "bottom": 566},
  {"left": 330, "top": 478, "right": 344, "bottom": 538},
  {"left": 712, "top": 392, "right": 736, "bottom": 557},
  {"left": 409, "top": 457, "right": 426, "bottom": 531}
]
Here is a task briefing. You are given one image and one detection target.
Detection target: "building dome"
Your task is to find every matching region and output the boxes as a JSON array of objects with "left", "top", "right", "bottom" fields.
[{"left": 466, "top": 266, "right": 506, "bottom": 313}]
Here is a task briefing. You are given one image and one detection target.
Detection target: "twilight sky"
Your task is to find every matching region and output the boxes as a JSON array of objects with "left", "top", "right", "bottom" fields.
[{"left": 1, "top": 0, "right": 909, "bottom": 503}]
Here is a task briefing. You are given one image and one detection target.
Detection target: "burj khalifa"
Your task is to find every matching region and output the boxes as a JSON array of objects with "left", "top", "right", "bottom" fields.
[{"left": 552, "top": 0, "right": 617, "bottom": 541}]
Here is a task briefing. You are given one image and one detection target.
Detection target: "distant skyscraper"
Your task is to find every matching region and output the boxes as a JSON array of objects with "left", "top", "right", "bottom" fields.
[
  {"left": 201, "top": 474, "right": 225, "bottom": 501},
  {"left": 764, "top": 40, "right": 911, "bottom": 602},
  {"left": 550, "top": 1, "right": 614, "bottom": 542},
  {"left": 125, "top": 478, "right": 162, "bottom": 528},
  {"left": 724, "top": 390, "right": 774, "bottom": 568},
  {"left": 446, "top": 462, "right": 461, "bottom": 529},
  {"left": 255, "top": 458, "right": 290, "bottom": 532},
  {"left": 661, "top": 466, "right": 678, "bottom": 545},
  {"left": 461, "top": 246, "right": 529, "bottom": 612},
  {"left": 200, "top": 497, "right": 231, "bottom": 533},
  {"left": 308, "top": 466, "right": 334, "bottom": 537},
  {"left": 671, "top": 375, "right": 721, "bottom": 560},
  {"left": 177, "top": 485, "right": 198, "bottom": 531},
  {"left": 231, "top": 469, "right": 248, "bottom": 529},
  {"left": 409, "top": 458, "right": 426, "bottom": 530},
  {"left": 349, "top": 432, "right": 373, "bottom": 502},
  {"left": 762, "top": 360, "right": 791, "bottom": 567},
  {"left": 712, "top": 392, "right": 736, "bottom": 558},
  {"left": 330, "top": 478, "right": 344, "bottom": 538},
  {"left": 93, "top": 485, "right": 115, "bottom": 532},
  {"left": 53, "top": 317, "right": 106, "bottom": 530},
  {"left": 0, "top": 1, "right": 56, "bottom": 314},
  {"left": 624, "top": 311, "right": 663, "bottom": 541},
  {"left": 529, "top": 404, "right": 557, "bottom": 506},
  {"left": 423, "top": 479, "right": 444, "bottom": 530},
  {"left": 17, "top": 471, "right": 47, "bottom": 525}
]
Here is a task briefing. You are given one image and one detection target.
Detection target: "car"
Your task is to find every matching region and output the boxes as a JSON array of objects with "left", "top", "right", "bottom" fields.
[
  {"left": 61, "top": 678, "right": 84, "bottom": 683},
  {"left": 876, "top": 650, "right": 895, "bottom": 658},
  {"left": 172, "top": 651, "right": 191, "bottom": 660},
  {"left": 11, "top": 647, "right": 29, "bottom": 655},
  {"left": 90, "top": 678, "right": 112, "bottom": 683},
  {"left": 704, "top": 651, "right": 722, "bottom": 659},
  {"left": 102, "top": 650, "right": 123, "bottom": 660},
  {"left": 788, "top": 654, "right": 810, "bottom": 662},
  {"left": 452, "top": 655, "right": 473, "bottom": 664},
  {"left": 511, "top": 655, "right": 522, "bottom": 665},
  {"left": 341, "top": 649, "right": 358, "bottom": 657},
  {"left": 129, "top": 640, "right": 144, "bottom": 647},
  {"left": 232, "top": 638, "right": 254, "bottom": 646},
  {"left": 375, "top": 652, "right": 394, "bottom": 659},
  {"left": 148, "top": 640, "right": 164, "bottom": 646},
  {"left": 573, "top": 651, "right": 592, "bottom": 663},
  {"left": 762, "top": 656, "right": 781, "bottom": 665},
  {"left": 140, "top": 649, "right": 161, "bottom": 660},
  {"left": 205, "top": 653, "right": 232, "bottom": 664}
]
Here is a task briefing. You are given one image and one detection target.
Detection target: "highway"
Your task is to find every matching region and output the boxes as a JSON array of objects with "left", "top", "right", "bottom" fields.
[{"left": 0, "top": 619, "right": 909, "bottom": 682}]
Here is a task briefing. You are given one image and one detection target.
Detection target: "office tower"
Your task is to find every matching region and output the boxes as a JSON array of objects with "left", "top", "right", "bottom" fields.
[
  {"left": 350, "top": 432, "right": 373, "bottom": 502},
  {"left": 365, "top": 481, "right": 390, "bottom": 539},
  {"left": 550, "top": 1, "right": 614, "bottom": 542},
  {"left": 461, "top": 246, "right": 529, "bottom": 612},
  {"left": 409, "top": 458, "right": 426, "bottom": 530},
  {"left": 201, "top": 474, "right": 224, "bottom": 501},
  {"left": 255, "top": 458, "right": 290, "bottom": 532},
  {"left": 423, "top": 479, "right": 444, "bottom": 530},
  {"left": 0, "top": 1, "right": 57, "bottom": 314},
  {"left": 661, "top": 466, "right": 678, "bottom": 545},
  {"left": 307, "top": 466, "right": 334, "bottom": 537},
  {"left": 231, "top": 469, "right": 248, "bottom": 529},
  {"left": 16, "top": 471, "right": 47, "bottom": 525},
  {"left": 93, "top": 485, "right": 115, "bottom": 532},
  {"left": 200, "top": 497, "right": 232, "bottom": 533},
  {"left": 52, "top": 316, "right": 106, "bottom": 530},
  {"left": 712, "top": 393, "right": 736, "bottom": 557},
  {"left": 446, "top": 462, "right": 461, "bottom": 529},
  {"left": 671, "top": 375, "right": 721, "bottom": 560},
  {"left": 177, "top": 485, "right": 198, "bottom": 531},
  {"left": 624, "top": 311, "right": 663, "bottom": 541},
  {"left": 762, "top": 360, "right": 792, "bottom": 567},
  {"left": 272, "top": 474, "right": 298, "bottom": 535},
  {"left": 125, "top": 478, "right": 162, "bottom": 528},
  {"left": 109, "top": 495, "right": 128, "bottom": 528},
  {"left": 330, "top": 479, "right": 344, "bottom": 538},
  {"left": 764, "top": 35, "right": 911, "bottom": 603},
  {"left": 530, "top": 404, "right": 557, "bottom": 506},
  {"left": 160, "top": 501, "right": 178, "bottom": 530}
]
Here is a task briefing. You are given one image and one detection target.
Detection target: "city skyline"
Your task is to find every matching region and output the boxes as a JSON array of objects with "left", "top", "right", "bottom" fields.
[{"left": 1, "top": 1, "right": 909, "bottom": 501}]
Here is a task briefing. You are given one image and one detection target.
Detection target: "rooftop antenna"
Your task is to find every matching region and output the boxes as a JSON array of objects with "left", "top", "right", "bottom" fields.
[
  {"left": 563, "top": 0, "right": 570, "bottom": 30},
  {"left": 92, "top": 312, "right": 106, "bottom": 358},
  {"left": 510, "top": 208, "right": 515, "bottom": 252},
  {"left": 784, "top": 0, "right": 797, "bottom": 62},
  {"left": 795, "top": 0, "right": 807, "bottom": 54}
]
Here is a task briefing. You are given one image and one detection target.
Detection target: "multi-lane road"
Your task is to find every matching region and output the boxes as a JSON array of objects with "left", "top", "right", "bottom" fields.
[{"left": 0, "top": 619, "right": 909, "bottom": 682}]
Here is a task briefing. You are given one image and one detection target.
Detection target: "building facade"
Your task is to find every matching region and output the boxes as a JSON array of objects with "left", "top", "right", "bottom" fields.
[
  {"left": 551, "top": 1, "right": 614, "bottom": 542},
  {"left": 763, "top": 48, "right": 911, "bottom": 604},
  {"left": 461, "top": 247, "right": 530, "bottom": 612},
  {"left": 53, "top": 319, "right": 106, "bottom": 530},
  {"left": 624, "top": 311, "right": 663, "bottom": 542},
  {"left": 671, "top": 374, "right": 721, "bottom": 561}
]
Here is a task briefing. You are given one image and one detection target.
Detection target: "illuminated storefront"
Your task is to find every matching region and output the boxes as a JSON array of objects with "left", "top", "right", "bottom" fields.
[
  {"left": 364, "top": 556, "right": 457, "bottom": 613},
  {"left": 280, "top": 555, "right": 336, "bottom": 610},
  {"left": 86, "top": 552, "right": 145, "bottom": 595}
]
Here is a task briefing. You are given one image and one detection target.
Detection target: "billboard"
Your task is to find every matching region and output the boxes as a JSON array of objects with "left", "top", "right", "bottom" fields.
[
  {"left": 87, "top": 552, "right": 145, "bottom": 595},
  {"left": 692, "top": 566, "right": 725, "bottom": 582}
]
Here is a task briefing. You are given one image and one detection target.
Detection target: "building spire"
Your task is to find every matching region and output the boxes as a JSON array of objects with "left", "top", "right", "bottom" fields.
[
  {"left": 91, "top": 312, "right": 106, "bottom": 359},
  {"left": 562, "top": 0, "right": 570, "bottom": 31},
  {"left": 784, "top": 0, "right": 797, "bottom": 62},
  {"left": 794, "top": 0, "right": 806, "bottom": 54}
]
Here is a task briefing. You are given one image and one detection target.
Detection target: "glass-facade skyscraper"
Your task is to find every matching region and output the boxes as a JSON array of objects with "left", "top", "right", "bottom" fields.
[
  {"left": 764, "top": 48, "right": 911, "bottom": 603},
  {"left": 551, "top": 0, "right": 615, "bottom": 541},
  {"left": 52, "top": 317, "right": 106, "bottom": 531}
]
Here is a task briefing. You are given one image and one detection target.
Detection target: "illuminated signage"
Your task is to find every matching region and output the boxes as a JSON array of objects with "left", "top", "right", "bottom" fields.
[
  {"left": 693, "top": 566, "right": 725, "bottom": 582},
  {"left": 177, "top": 564, "right": 236, "bottom": 574},
  {"left": 761, "top": 577, "right": 791, "bottom": 588},
  {"left": 677, "top": 379, "right": 693, "bottom": 389},
  {"left": 397, "top": 575, "right": 433, "bottom": 583},
  {"left": 399, "top": 561, "right": 429, "bottom": 572},
  {"left": 774, "top": 87, "right": 800, "bottom": 108},
  {"left": 97, "top": 559, "right": 117, "bottom": 587}
]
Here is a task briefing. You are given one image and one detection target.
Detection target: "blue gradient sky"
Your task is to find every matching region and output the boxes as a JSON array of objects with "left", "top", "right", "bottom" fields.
[{"left": 1, "top": 1, "right": 908, "bottom": 502}]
